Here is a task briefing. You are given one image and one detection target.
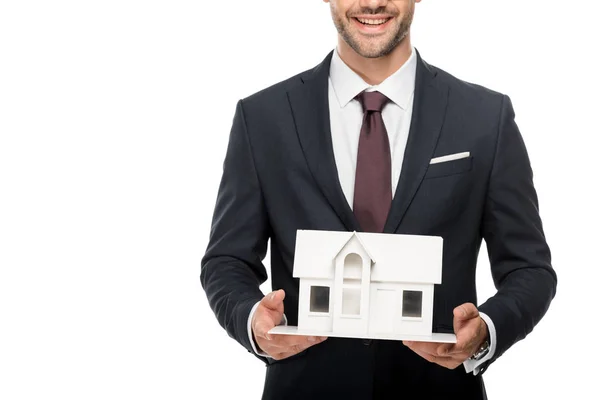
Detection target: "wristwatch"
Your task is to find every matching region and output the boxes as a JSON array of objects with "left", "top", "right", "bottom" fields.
[{"left": 470, "top": 339, "right": 490, "bottom": 361}]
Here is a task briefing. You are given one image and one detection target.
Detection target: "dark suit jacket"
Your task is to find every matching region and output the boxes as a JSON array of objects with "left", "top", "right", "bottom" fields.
[{"left": 200, "top": 49, "right": 557, "bottom": 400}]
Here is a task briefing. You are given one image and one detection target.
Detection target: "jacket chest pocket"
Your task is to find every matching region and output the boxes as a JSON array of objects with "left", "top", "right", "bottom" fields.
[
  {"left": 424, "top": 156, "right": 473, "bottom": 179},
  {"left": 406, "top": 156, "right": 477, "bottom": 230}
]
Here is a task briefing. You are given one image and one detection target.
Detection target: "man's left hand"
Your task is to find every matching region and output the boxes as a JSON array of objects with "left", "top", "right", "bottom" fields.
[{"left": 403, "top": 303, "right": 488, "bottom": 370}]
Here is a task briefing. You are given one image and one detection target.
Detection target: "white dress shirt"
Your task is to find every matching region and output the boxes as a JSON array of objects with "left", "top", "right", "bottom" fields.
[{"left": 248, "top": 46, "right": 496, "bottom": 375}]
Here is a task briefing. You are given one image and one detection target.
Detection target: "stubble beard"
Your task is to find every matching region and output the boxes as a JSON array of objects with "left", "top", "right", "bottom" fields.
[{"left": 332, "top": 7, "right": 414, "bottom": 59}]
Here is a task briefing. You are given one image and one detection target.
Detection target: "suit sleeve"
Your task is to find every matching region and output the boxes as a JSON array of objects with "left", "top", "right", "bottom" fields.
[
  {"left": 477, "top": 95, "right": 557, "bottom": 372},
  {"left": 200, "top": 99, "right": 270, "bottom": 356}
]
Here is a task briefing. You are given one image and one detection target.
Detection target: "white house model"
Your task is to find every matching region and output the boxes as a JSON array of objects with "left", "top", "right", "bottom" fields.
[{"left": 269, "top": 230, "right": 456, "bottom": 343}]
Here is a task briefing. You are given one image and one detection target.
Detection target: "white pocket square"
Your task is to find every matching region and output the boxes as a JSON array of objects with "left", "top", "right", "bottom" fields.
[{"left": 430, "top": 152, "right": 470, "bottom": 165}]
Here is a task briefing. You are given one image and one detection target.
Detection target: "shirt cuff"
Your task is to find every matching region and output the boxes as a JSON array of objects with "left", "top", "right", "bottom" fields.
[
  {"left": 463, "top": 312, "right": 497, "bottom": 375},
  {"left": 246, "top": 300, "right": 288, "bottom": 358}
]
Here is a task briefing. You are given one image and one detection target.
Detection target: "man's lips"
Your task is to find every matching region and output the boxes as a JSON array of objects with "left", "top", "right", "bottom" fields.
[{"left": 351, "top": 16, "right": 394, "bottom": 33}]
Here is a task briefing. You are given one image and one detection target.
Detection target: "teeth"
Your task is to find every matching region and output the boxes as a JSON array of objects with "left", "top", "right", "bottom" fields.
[{"left": 357, "top": 18, "right": 389, "bottom": 25}]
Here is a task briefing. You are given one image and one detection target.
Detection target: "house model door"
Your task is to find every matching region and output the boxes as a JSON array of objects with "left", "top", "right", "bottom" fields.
[
  {"left": 332, "top": 249, "right": 370, "bottom": 335},
  {"left": 369, "top": 288, "right": 396, "bottom": 334}
]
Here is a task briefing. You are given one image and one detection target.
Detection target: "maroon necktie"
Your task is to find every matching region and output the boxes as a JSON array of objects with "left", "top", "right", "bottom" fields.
[{"left": 353, "top": 90, "right": 392, "bottom": 233}]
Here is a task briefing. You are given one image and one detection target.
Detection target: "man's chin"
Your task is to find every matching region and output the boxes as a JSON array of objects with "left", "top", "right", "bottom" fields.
[
  {"left": 345, "top": 31, "right": 406, "bottom": 56},
  {"left": 349, "top": 41, "right": 396, "bottom": 59}
]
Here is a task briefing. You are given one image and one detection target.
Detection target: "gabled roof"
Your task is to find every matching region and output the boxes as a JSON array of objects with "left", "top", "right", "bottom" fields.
[
  {"left": 292, "top": 229, "right": 443, "bottom": 284},
  {"left": 330, "top": 231, "right": 376, "bottom": 264}
]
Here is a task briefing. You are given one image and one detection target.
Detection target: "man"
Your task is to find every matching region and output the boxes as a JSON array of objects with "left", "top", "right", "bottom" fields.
[{"left": 200, "top": 0, "right": 557, "bottom": 398}]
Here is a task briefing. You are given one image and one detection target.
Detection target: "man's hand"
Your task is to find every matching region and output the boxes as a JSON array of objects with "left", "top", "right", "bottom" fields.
[
  {"left": 403, "top": 303, "right": 488, "bottom": 369},
  {"left": 251, "top": 289, "right": 327, "bottom": 360}
]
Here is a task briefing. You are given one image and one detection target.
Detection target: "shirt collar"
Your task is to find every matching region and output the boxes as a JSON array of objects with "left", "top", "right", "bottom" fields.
[{"left": 329, "top": 46, "right": 417, "bottom": 110}]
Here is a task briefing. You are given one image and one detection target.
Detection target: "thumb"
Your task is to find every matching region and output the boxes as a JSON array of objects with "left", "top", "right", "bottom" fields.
[
  {"left": 261, "top": 289, "right": 285, "bottom": 311},
  {"left": 453, "top": 303, "right": 479, "bottom": 321}
]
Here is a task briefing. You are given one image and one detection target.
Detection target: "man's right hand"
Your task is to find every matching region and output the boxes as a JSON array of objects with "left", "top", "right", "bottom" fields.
[{"left": 251, "top": 289, "right": 327, "bottom": 360}]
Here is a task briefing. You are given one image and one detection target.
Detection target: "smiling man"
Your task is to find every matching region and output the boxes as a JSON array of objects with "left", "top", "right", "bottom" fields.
[{"left": 200, "top": 1, "right": 557, "bottom": 399}]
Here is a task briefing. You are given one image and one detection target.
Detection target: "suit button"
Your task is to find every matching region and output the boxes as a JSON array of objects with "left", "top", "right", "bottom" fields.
[{"left": 362, "top": 339, "right": 372, "bottom": 346}]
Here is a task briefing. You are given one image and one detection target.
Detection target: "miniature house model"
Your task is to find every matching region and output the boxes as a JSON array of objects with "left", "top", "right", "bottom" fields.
[{"left": 270, "top": 229, "right": 455, "bottom": 342}]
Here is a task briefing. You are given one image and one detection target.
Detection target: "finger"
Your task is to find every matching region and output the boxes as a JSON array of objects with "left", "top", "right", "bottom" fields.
[
  {"left": 403, "top": 341, "right": 443, "bottom": 357},
  {"left": 448, "top": 318, "right": 484, "bottom": 355},
  {"left": 252, "top": 307, "right": 276, "bottom": 340},
  {"left": 254, "top": 290, "right": 285, "bottom": 340},
  {"left": 405, "top": 341, "right": 460, "bottom": 358},
  {"left": 272, "top": 340, "right": 321, "bottom": 360},
  {"left": 447, "top": 337, "right": 473, "bottom": 355},
  {"left": 453, "top": 303, "right": 479, "bottom": 321},
  {"left": 267, "top": 336, "right": 327, "bottom": 359},
  {"left": 270, "top": 334, "right": 327, "bottom": 349},
  {"left": 253, "top": 317, "right": 276, "bottom": 341},
  {"left": 261, "top": 289, "right": 286, "bottom": 312},
  {"left": 440, "top": 334, "right": 470, "bottom": 356},
  {"left": 412, "top": 348, "right": 462, "bottom": 370},
  {"left": 438, "top": 331, "right": 473, "bottom": 355},
  {"left": 435, "top": 343, "right": 455, "bottom": 356},
  {"left": 409, "top": 346, "right": 460, "bottom": 369},
  {"left": 440, "top": 343, "right": 471, "bottom": 359}
]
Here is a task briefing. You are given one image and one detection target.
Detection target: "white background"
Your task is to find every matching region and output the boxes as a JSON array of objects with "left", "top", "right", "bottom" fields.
[{"left": 1, "top": 1, "right": 598, "bottom": 399}]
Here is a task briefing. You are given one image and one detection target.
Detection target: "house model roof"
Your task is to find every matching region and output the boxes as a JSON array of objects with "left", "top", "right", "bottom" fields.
[{"left": 293, "top": 230, "right": 443, "bottom": 284}]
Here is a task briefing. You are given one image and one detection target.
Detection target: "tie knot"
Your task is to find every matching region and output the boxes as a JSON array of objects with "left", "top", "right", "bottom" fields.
[{"left": 356, "top": 90, "right": 389, "bottom": 113}]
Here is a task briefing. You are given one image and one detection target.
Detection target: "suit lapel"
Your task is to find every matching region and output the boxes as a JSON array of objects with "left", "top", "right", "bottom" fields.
[
  {"left": 287, "top": 50, "right": 361, "bottom": 232},
  {"left": 383, "top": 53, "right": 449, "bottom": 233}
]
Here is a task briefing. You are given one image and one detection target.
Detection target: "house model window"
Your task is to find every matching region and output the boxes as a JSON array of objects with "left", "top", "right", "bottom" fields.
[
  {"left": 402, "top": 290, "right": 423, "bottom": 318},
  {"left": 342, "top": 253, "right": 362, "bottom": 316},
  {"left": 309, "top": 286, "right": 330, "bottom": 313}
]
